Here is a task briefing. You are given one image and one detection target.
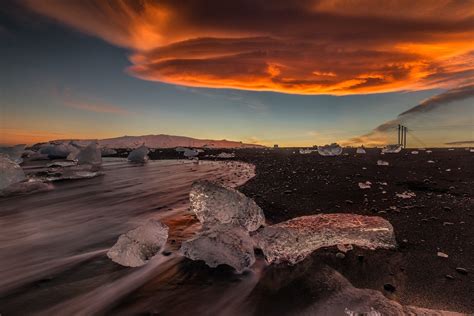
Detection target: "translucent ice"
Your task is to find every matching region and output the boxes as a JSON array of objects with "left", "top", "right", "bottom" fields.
[
  {"left": 190, "top": 180, "right": 265, "bottom": 231},
  {"left": 107, "top": 220, "right": 169, "bottom": 267},
  {"left": 180, "top": 225, "right": 255, "bottom": 273},
  {"left": 377, "top": 160, "right": 389, "bottom": 166},
  {"left": 101, "top": 147, "right": 117, "bottom": 156},
  {"left": 0, "top": 157, "right": 26, "bottom": 190},
  {"left": 358, "top": 181, "right": 372, "bottom": 189},
  {"left": 381, "top": 144, "right": 402, "bottom": 154},
  {"left": 317, "top": 143, "right": 342, "bottom": 156},
  {"left": 253, "top": 214, "right": 396, "bottom": 264},
  {"left": 127, "top": 145, "right": 149, "bottom": 163},
  {"left": 184, "top": 149, "right": 199, "bottom": 159},
  {"left": 299, "top": 149, "right": 314, "bottom": 154},
  {"left": 0, "top": 179, "right": 53, "bottom": 197},
  {"left": 356, "top": 147, "right": 366, "bottom": 154},
  {"left": 39, "top": 143, "right": 73, "bottom": 159},
  {"left": 77, "top": 142, "right": 102, "bottom": 166},
  {"left": 0, "top": 144, "right": 26, "bottom": 164}
]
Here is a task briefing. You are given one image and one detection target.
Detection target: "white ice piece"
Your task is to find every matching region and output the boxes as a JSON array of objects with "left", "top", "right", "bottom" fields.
[
  {"left": 358, "top": 181, "right": 372, "bottom": 189},
  {"left": 396, "top": 191, "right": 416, "bottom": 199},
  {"left": 0, "top": 144, "right": 26, "bottom": 164},
  {"left": 127, "top": 145, "right": 149, "bottom": 163},
  {"left": 253, "top": 214, "right": 397, "bottom": 265},
  {"left": 190, "top": 180, "right": 265, "bottom": 231},
  {"left": 107, "top": 220, "right": 169, "bottom": 267},
  {"left": 0, "top": 157, "right": 26, "bottom": 190},
  {"left": 381, "top": 145, "right": 402, "bottom": 154},
  {"left": 175, "top": 147, "right": 188, "bottom": 152},
  {"left": 356, "top": 147, "right": 366, "bottom": 154},
  {"left": 299, "top": 149, "right": 314, "bottom": 154},
  {"left": 180, "top": 225, "right": 255, "bottom": 273},
  {"left": 77, "top": 142, "right": 102, "bottom": 166},
  {"left": 317, "top": 143, "right": 343, "bottom": 156},
  {"left": 377, "top": 160, "right": 389, "bottom": 166},
  {"left": 411, "top": 151, "right": 419, "bottom": 155},
  {"left": 217, "top": 152, "right": 236, "bottom": 158}
]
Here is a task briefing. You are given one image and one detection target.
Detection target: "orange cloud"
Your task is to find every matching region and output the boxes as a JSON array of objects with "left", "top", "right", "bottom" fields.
[{"left": 24, "top": 0, "right": 474, "bottom": 95}]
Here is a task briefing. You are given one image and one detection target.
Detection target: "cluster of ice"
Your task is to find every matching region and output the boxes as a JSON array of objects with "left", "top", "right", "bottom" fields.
[
  {"left": 127, "top": 145, "right": 149, "bottom": 163},
  {"left": 377, "top": 160, "right": 389, "bottom": 166},
  {"left": 0, "top": 157, "right": 26, "bottom": 190},
  {"left": 0, "top": 144, "right": 26, "bottom": 163},
  {"left": 189, "top": 180, "right": 265, "bottom": 231},
  {"left": 180, "top": 225, "right": 255, "bottom": 273},
  {"left": 77, "top": 142, "right": 102, "bottom": 166},
  {"left": 381, "top": 144, "right": 402, "bottom": 154},
  {"left": 180, "top": 181, "right": 265, "bottom": 272},
  {"left": 107, "top": 220, "right": 169, "bottom": 267},
  {"left": 252, "top": 214, "right": 397, "bottom": 264},
  {"left": 317, "top": 143, "right": 343, "bottom": 156},
  {"left": 356, "top": 147, "right": 366, "bottom": 154}
]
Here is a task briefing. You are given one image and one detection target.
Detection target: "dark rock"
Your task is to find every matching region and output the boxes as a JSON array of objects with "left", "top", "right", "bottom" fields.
[{"left": 384, "top": 283, "right": 396, "bottom": 292}]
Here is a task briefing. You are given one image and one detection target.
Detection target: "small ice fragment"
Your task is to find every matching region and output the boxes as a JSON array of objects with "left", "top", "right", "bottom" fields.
[
  {"left": 427, "top": 160, "right": 435, "bottom": 164},
  {"left": 377, "top": 160, "right": 389, "bottom": 166},
  {"left": 426, "top": 150, "right": 432, "bottom": 153},
  {"left": 437, "top": 252, "right": 449, "bottom": 258},
  {"left": 175, "top": 147, "right": 188, "bottom": 152},
  {"left": 445, "top": 169, "right": 451, "bottom": 172},
  {"left": 180, "top": 225, "right": 255, "bottom": 273},
  {"left": 77, "top": 142, "right": 102, "bottom": 166},
  {"left": 448, "top": 148, "right": 454, "bottom": 151},
  {"left": 190, "top": 180, "right": 265, "bottom": 231},
  {"left": 381, "top": 145, "right": 402, "bottom": 154},
  {"left": 0, "top": 157, "right": 26, "bottom": 190},
  {"left": 396, "top": 191, "right": 416, "bottom": 199},
  {"left": 128, "top": 145, "right": 149, "bottom": 163},
  {"left": 101, "top": 147, "right": 117, "bottom": 156},
  {"left": 184, "top": 149, "right": 199, "bottom": 159},
  {"left": 217, "top": 152, "right": 236, "bottom": 159},
  {"left": 317, "top": 143, "right": 343, "bottom": 156},
  {"left": 0, "top": 179, "right": 53, "bottom": 197},
  {"left": 47, "top": 161, "right": 77, "bottom": 168},
  {"left": 356, "top": 147, "right": 366, "bottom": 154},
  {"left": 299, "top": 149, "right": 314, "bottom": 154},
  {"left": 358, "top": 181, "right": 372, "bottom": 189},
  {"left": 411, "top": 151, "right": 419, "bottom": 155},
  {"left": 253, "top": 214, "right": 397, "bottom": 265},
  {"left": 107, "top": 220, "right": 169, "bottom": 267}
]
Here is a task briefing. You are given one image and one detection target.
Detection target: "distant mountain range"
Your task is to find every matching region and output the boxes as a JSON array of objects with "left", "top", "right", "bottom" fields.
[{"left": 54, "top": 134, "right": 265, "bottom": 149}]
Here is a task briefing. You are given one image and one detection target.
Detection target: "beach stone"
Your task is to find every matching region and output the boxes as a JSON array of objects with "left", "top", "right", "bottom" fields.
[
  {"left": 180, "top": 225, "right": 255, "bottom": 273},
  {"left": 253, "top": 214, "right": 397, "bottom": 265},
  {"left": 190, "top": 180, "right": 265, "bottom": 231},
  {"left": 107, "top": 220, "right": 169, "bottom": 267}
]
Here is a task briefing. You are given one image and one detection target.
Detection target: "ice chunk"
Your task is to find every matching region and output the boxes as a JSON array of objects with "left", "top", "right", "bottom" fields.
[
  {"left": 39, "top": 143, "right": 74, "bottom": 159},
  {"left": 175, "top": 147, "right": 188, "bottom": 152},
  {"left": 101, "top": 147, "right": 117, "bottom": 156},
  {"left": 184, "top": 149, "right": 199, "bottom": 159},
  {"left": 47, "top": 161, "right": 77, "bottom": 168},
  {"left": 427, "top": 160, "right": 435, "bottom": 163},
  {"left": 127, "top": 145, "right": 149, "bottom": 163},
  {"left": 44, "top": 165, "right": 103, "bottom": 181},
  {"left": 358, "top": 181, "right": 372, "bottom": 189},
  {"left": 0, "top": 179, "right": 53, "bottom": 197},
  {"left": 0, "top": 144, "right": 26, "bottom": 163},
  {"left": 180, "top": 225, "right": 255, "bottom": 273},
  {"left": 317, "top": 143, "right": 342, "bottom": 156},
  {"left": 107, "top": 220, "right": 169, "bottom": 267},
  {"left": 77, "top": 142, "right": 102, "bottom": 166},
  {"left": 299, "top": 149, "right": 314, "bottom": 154},
  {"left": 253, "top": 214, "right": 396, "bottom": 264},
  {"left": 411, "top": 151, "right": 419, "bottom": 155},
  {"left": 0, "top": 157, "right": 26, "bottom": 190},
  {"left": 396, "top": 191, "right": 416, "bottom": 199},
  {"left": 356, "top": 147, "right": 366, "bottom": 154},
  {"left": 377, "top": 160, "right": 389, "bottom": 166},
  {"left": 381, "top": 144, "right": 402, "bottom": 154},
  {"left": 190, "top": 180, "right": 265, "bottom": 231}
]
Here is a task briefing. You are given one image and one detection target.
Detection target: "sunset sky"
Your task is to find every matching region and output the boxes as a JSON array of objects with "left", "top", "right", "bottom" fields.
[{"left": 1, "top": 0, "right": 473, "bottom": 147}]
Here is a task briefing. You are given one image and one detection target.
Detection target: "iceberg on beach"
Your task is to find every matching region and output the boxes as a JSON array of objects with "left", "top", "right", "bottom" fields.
[
  {"left": 77, "top": 142, "right": 102, "bottom": 166},
  {"left": 0, "top": 157, "right": 26, "bottom": 190},
  {"left": 381, "top": 144, "right": 402, "bottom": 154},
  {"left": 39, "top": 143, "right": 73, "bottom": 159},
  {"left": 356, "top": 147, "right": 366, "bottom": 154},
  {"left": 0, "top": 144, "right": 26, "bottom": 164},
  {"left": 180, "top": 225, "right": 255, "bottom": 273},
  {"left": 184, "top": 148, "right": 199, "bottom": 159},
  {"left": 127, "top": 145, "right": 149, "bottom": 163},
  {"left": 253, "top": 214, "right": 396, "bottom": 265},
  {"left": 317, "top": 143, "right": 342, "bottom": 156},
  {"left": 107, "top": 220, "right": 169, "bottom": 267},
  {"left": 190, "top": 180, "right": 265, "bottom": 232}
]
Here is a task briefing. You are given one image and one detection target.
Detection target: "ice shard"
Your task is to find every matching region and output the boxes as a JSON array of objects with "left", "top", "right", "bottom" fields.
[
  {"left": 356, "top": 147, "right": 366, "bottom": 154},
  {"left": 127, "top": 145, "right": 149, "bottom": 163},
  {"left": 180, "top": 225, "right": 255, "bottom": 273},
  {"left": 0, "top": 157, "right": 26, "bottom": 190},
  {"left": 381, "top": 144, "right": 402, "bottom": 154},
  {"left": 107, "top": 220, "right": 169, "bottom": 267},
  {"left": 253, "top": 214, "right": 397, "bottom": 265},
  {"left": 317, "top": 143, "right": 343, "bottom": 156},
  {"left": 190, "top": 180, "right": 265, "bottom": 231}
]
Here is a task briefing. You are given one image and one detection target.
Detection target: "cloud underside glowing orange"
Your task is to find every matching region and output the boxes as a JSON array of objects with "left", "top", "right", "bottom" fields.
[{"left": 26, "top": 0, "right": 474, "bottom": 95}]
